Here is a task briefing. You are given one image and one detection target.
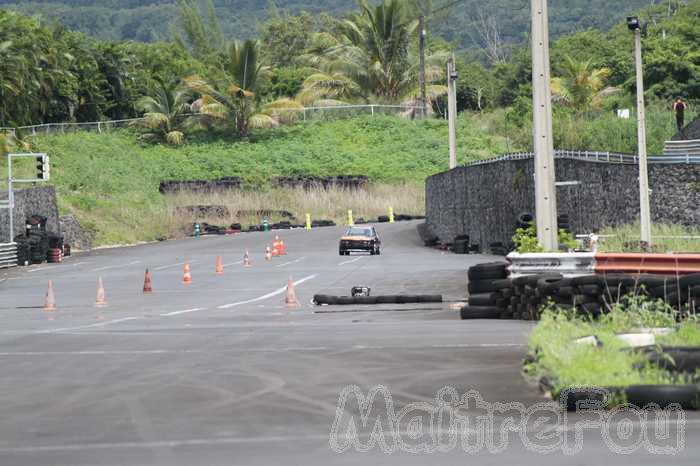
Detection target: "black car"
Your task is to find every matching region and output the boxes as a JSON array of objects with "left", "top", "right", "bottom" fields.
[{"left": 339, "top": 226, "right": 381, "bottom": 256}]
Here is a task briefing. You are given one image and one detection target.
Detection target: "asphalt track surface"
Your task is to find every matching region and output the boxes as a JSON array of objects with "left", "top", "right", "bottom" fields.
[{"left": 0, "top": 221, "right": 697, "bottom": 465}]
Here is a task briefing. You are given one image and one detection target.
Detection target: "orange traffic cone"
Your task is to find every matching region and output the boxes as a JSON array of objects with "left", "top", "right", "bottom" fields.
[
  {"left": 95, "top": 277, "right": 107, "bottom": 308},
  {"left": 272, "top": 236, "right": 281, "bottom": 257},
  {"left": 279, "top": 238, "right": 287, "bottom": 255},
  {"left": 44, "top": 280, "right": 57, "bottom": 311},
  {"left": 243, "top": 250, "right": 252, "bottom": 267},
  {"left": 285, "top": 277, "right": 300, "bottom": 309},
  {"left": 265, "top": 246, "right": 272, "bottom": 261},
  {"left": 183, "top": 261, "right": 192, "bottom": 284},
  {"left": 215, "top": 256, "right": 224, "bottom": 275},
  {"left": 143, "top": 269, "right": 153, "bottom": 293}
]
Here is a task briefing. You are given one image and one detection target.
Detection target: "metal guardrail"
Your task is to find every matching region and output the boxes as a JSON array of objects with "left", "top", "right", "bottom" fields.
[
  {"left": 595, "top": 253, "right": 700, "bottom": 275},
  {"left": 507, "top": 252, "right": 596, "bottom": 277},
  {"left": 465, "top": 150, "right": 700, "bottom": 167},
  {"left": 0, "top": 243, "right": 18, "bottom": 269}
]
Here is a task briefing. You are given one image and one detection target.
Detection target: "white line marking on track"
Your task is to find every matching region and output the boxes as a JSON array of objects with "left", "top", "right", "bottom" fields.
[
  {"left": 338, "top": 257, "right": 363, "bottom": 266},
  {"left": 91, "top": 260, "right": 141, "bottom": 273},
  {"left": 275, "top": 257, "right": 305, "bottom": 268},
  {"left": 160, "top": 307, "right": 206, "bottom": 317},
  {"left": 217, "top": 274, "right": 318, "bottom": 310},
  {"left": 153, "top": 260, "right": 197, "bottom": 271},
  {"left": 38, "top": 317, "right": 141, "bottom": 334},
  {"left": 223, "top": 260, "right": 244, "bottom": 268},
  {"left": 27, "top": 261, "right": 91, "bottom": 273}
]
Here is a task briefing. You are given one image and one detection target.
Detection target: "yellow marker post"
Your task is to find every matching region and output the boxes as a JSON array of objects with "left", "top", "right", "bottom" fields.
[
  {"left": 305, "top": 213, "right": 312, "bottom": 230},
  {"left": 347, "top": 210, "right": 354, "bottom": 226},
  {"left": 389, "top": 207, "right": 395, "bottom": 223}
]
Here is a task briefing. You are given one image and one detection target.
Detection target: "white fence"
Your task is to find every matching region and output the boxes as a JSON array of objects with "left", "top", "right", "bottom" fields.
[
  {"left": 0, "top": 105, "right": 422, "bottom": 137},
  {"left": 466, "top": 150, "right": 700, "bottom": 166}
]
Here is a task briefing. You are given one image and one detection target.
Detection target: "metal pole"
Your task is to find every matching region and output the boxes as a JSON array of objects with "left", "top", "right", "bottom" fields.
[
  {"left": 531, "top": 0, "right": 558, "bottom": 251},
  {"left": 418, "top": 15, "right": 427, "bottom": 118},
  {"left": 634, "top": 28, "right": 652, "bottom": 246},
  {"left": 447, "top": 55, "right": 458, "bottom": 169},
  {"left": 7, "top": 156, "right": 13, "bottom": 243}
]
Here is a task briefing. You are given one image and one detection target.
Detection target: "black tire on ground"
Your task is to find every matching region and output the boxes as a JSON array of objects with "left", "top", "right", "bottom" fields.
[
  {"left": 376, "top": 295, "right": 399, "bottom": 304},
  {"left": 491, "top": 278, "right": 513, "bottom": 289},
  {"left": 571, "top": 275, "right": 604, "bottom": 286},
  {"left": 578, "top": 284, "right": 602, "bottom": 296},
  {"left": 452, "top": 239, "right": 469, "bottom": 254},
  {"left": 469, "top": 292, "right": 501, "bottom": 306},
  {"left": 339, "top": 249, "right": 345, "bottom": 256},
  {"left": 679, "top": 274, "right": 700, "bottom": 288},
  {"left": 642, "top": 346, "right": 700, "bottom": 373},
  {"left": 467, "top": 263, "right": 508, "bottom": 280},
  {"left": 623, "top": 385, "right": 700, "bottom": 410},
  {"left": 556, "top": 286, "right": 575, "bottom": 298},
  {"left": 353, "top": 296, "right": 378, "bottom": 305},
  {"left": 517, "top": 212, "right": 535, "bottom": 227},
  {"left": 572, "top": 294, "right": 599, "bottom": 304},
  {"left": 312, "top": 294, "right": 337, "bottom": 305},
  {"left": 468, "top": 280, "right": 502, "bottom": 294},
  {"left": 460, "top": 306, "right": 502, "bottom": 320},
  {"left": 416, "top": 295, "right": 443, "bottom": 303},
  {"left": 377, "top": 215, "right": 389, "bottom": 223}
]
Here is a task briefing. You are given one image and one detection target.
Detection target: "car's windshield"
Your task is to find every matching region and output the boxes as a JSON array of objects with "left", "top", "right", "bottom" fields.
[{"left": 346, "top": 227, "right": 372, "bottom": 237}]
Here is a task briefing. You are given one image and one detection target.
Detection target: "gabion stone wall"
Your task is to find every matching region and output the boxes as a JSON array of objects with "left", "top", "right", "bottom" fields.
[
  {"left": 425, "top": 158, "right": 700, "bottom": 249},
  {"left": 0, "top": 186, "right": 61, "bottom": 242}
]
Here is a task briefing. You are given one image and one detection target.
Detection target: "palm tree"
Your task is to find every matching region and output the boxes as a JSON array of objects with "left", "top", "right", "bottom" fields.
[
  {"left": 551, "top": 56, "right": 618, "bottom": 112},
  {"left": 298, "top": 0, "right": 448, "bottom": 105},
  {"left": 136, "top": 80, "right": 192, "bottom": 145},
  {"left": 186, "top": 40, "right": 303, "bottom": 137}
]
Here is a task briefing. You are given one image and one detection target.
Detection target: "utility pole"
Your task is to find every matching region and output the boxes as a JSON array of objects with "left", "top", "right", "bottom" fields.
[
  {"left": 530, "top": 0, "right": 558, "bottom": 251},
  {"left": 418, "top": 15, "right": 427, "bottom": 118},
  {"left": 447, "top": 54, "right": 458, "bottom": 169},
  {"left": 629, "top": 17, "right": 652, "bottom": 246}
]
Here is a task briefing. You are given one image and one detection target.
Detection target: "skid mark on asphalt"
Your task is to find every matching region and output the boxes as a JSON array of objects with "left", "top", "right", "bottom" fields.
[
  {"left": 276, "top": 257, "right": 305, "bottom": 268},
  {"left": 38, "top": 317, "right": 141, "bottom": 334},
  {"left": 217, "top": 274, "right": 318, "bottom": 310},
  {"left": 0, "top": 350, "right": 205, "bottom": 356},
  {"left": 338, "top": 257, "right": 364, "bottom": 266},
  {"left": 91, "top": 260, "right": 141, "bottom": 273}
]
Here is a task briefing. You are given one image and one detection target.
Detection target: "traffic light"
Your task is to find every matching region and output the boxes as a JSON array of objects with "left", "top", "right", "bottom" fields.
[{"left": 35, "top": 155, "right": 50, "bottom": 180}]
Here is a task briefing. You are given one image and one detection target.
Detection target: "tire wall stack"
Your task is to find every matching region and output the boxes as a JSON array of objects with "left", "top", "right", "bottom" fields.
[
  {"left": 463, "top": 266, "right": 700, "bottom": 321},
  {"left": 426, "top": 158, "right": 700, "bottom": 252},
  {"left": 0, "top": 186, "right": 61, "bottom": 241}
]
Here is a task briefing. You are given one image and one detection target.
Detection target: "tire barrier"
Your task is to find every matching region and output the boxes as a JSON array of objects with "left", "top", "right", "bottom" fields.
[
  {"left": 273, "top": 175, "right": 369, "bottom": 190},
  {"left": 313, "top": 294, "right": 443, "bottom": 305},
  {"left": 174, "top": 205, "right": 231, "bottom": 218},
  {"left": 556, "top": 384, "right": 700, "bottom": 411},
  {"left": 465, "top": 266, "right": 700, "bottom": 321},
  {"left": 159, "top": 177, "right": 242, "bottom": 194},
  {"left": 13, "top": 216, "right": 64, "bottom": 266}
]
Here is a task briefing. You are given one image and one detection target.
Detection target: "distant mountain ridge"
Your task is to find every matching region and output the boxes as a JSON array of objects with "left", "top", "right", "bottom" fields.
[{"left": 0, "top": 0, "right": 661, "bottom": 47}]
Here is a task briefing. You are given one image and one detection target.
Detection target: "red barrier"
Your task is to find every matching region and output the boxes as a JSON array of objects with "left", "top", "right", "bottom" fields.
[{"left": 595, "top": 253, "right": 700, "bottom": 275}]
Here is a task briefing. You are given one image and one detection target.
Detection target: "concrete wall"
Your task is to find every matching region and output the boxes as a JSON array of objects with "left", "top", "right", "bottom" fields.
[
  {"left": 426, "top": 157, "right": 700, "bottom": 248},
  {"left": 0, "top": 186, "right": 60, "bottom": 242}
]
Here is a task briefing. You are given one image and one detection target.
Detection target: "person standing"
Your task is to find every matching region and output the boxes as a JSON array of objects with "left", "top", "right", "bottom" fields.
[{"left": 673, "top": 97, "right": 688, "bottom": 134}]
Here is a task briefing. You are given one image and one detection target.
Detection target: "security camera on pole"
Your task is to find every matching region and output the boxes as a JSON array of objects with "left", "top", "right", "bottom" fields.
[
  {"left": 627, "top": 16, "right": 652, "bottom": 247},
  {"left": 530, "top": 0, "right": 558, "bottom": 251}
]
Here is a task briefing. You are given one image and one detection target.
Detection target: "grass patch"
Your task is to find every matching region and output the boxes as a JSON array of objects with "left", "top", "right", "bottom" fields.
[
  {"left": 598, "top": 222, "right": 700, "bottom": 253},
  {"left": 525, "top": 296, "right": 700, "bottom": 395},
  {"left": 7, "top": 115, "right": 501, "bottom": 245}
]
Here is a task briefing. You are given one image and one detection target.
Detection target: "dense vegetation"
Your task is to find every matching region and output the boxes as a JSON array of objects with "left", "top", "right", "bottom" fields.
[{"left": 0, "top": 0, "right": 664, "bottom": 48}]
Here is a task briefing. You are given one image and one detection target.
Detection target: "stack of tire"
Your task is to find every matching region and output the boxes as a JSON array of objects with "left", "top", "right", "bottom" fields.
[
  {"left": 507, "top": 273, "right": 700, "bottom": 320},
  {"left": 452, "top": 235, "right": 469, "bottom": 254},
  {"left": 461, "top": 262, "right": 513, "bottom": 319},
  {"left": 47, "top": 234, "right": 64, "bottom": 263},
  {"left": 313, "top": 294, "right": 442, "bottom": 305}
]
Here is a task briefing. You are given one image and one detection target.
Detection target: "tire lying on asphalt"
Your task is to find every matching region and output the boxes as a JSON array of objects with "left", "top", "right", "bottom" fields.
[
  {"left": 468, "top": 292, "right": 501, "bottom": 306},
  {"left": 460, "top": 306, "right": 502, "bottom": 319},
  {"left": 468, "top": 262, "right": 508, "bottom": 280},
  {"left": 468, "top": 280, "right": 502, "bottom": 294}
]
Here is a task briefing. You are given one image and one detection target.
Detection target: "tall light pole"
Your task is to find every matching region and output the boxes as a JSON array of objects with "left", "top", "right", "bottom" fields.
[
  {"left": 531, "top": 0, "right": 558, "bottom": 251},
  {"left": 628, "top": 16, "right": 652, "bottom": 246},
  {"left": 418, "top": 15, "right": 427, "bottom": 118},
  {"left": 447, "top": 54, "right": 458, "bottom": 169}
]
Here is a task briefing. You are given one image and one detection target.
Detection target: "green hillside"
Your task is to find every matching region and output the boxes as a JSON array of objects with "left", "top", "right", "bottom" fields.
[
  {"left": 0, "top": 0, "right": 662, "bottom": 48},
  {"left": 24, "top": 115, "right": 507, "bottom": 245}
]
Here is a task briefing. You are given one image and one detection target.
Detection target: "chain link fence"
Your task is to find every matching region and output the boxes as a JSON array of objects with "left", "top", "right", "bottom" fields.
[{"left": 0, "top": 105, "right": 422, "bottom": 137}]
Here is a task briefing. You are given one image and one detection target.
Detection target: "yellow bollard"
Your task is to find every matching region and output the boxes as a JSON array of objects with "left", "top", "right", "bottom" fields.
[
  {"left": 389, "top": 206, "right": 395, "bottom": 223},
  {"left": 305, "top": 213, "right": 312, "bottom": 230},
  {"left": 347, "top": 210, "right": 354, "bottom": 226}
]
